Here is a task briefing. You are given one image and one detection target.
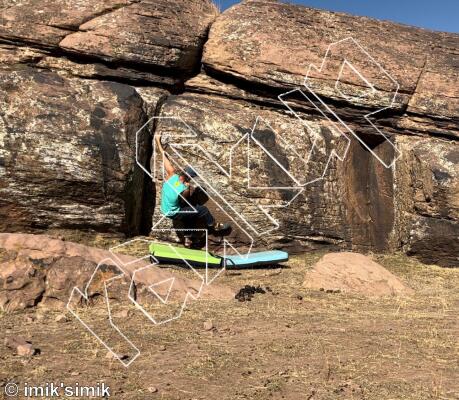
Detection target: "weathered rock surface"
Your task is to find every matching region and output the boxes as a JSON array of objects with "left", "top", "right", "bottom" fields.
[
  {"left": 0, "top": 0, "right": 217, "bottom": 84},
  {"left": 0, "top": 67, "right": 162, "bottom": 234},
  {"left": 153, "top": 91, "right": 389, "bottom": 253},
  {"left": 59, "top": 0, "right": 217, "bottom": 73},
  {"left": 203, "top": 0, "right": 459, "bottom": 138},
  {"left": 303, "top": 252, "right": 414, "bottom": 296},
  {"left": 0, "top": 233, "right": 234, "bottom": 312},
  {"left": 393, "top": 137, "right": 459, "bottom": 267},
  {"left": 152, "top": 85, "right": 458, "bottom": 267},
  {"left": 0, "top": 42, "right": 178, "bottom": 87}
]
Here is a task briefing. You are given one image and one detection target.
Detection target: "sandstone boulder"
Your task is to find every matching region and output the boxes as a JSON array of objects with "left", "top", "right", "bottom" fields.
[
  {"left": 0, "top": 0, "right": 457, "bottom": 268},
  {"left": 0, "top": 0, "right": 218, "bottom": 85},
  {"left": 149, "top": 0, "right": 458, "bottom": 266},
  {"left": 152, "top": 85, "right": 457, "bottom": 265},
  {"left": 59, "top": 0, "right": 217, "bottom": 74},
  {"left": 203, "top": 0, "right": 458, "bottom": 139},
  {"left": 0, "top": 233, "right": 235, "bottom": 312},
  {"left": 303, "top": 252, "right": 414, "bottom": 296},
  {"left": 0, "top": 67, "right": 163, "bottom": 235},
  {"left": 152, "top": 91, "right": 395, "bottom": 254}
]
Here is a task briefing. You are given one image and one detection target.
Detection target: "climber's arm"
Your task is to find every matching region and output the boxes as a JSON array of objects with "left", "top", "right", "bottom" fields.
[{"left": 155, "top": 135, "right": 175, "bottom": 180}]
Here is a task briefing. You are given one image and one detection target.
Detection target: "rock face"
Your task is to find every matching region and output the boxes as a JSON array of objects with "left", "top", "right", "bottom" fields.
[
  {"left": 0, "top": 0, "right": 217, "bottom": 236},
  {"left": 154, "top": 0, "right": 458, "bottom": 265},
  {"left": 0, "top": 67, "right": 162, "bottom": 235},
  {"left": 394, "top": 137, "right": 459, "bottom": 267},
  {"left": 0, "top": 0, "right": 218, "bottom": 85},
  {"left": 0, "top": 0, "right": 457, "bottom": 266},
  {"left": 203, "top": 0, "right": 458, "bottom": 134},
  {"left": 303, "top": 252, "right": 414, "bottom": 297}
]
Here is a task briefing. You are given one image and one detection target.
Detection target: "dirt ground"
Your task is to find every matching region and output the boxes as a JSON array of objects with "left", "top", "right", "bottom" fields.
[{"left": 1, "top": 242, "right": 458, "bottom": 400}]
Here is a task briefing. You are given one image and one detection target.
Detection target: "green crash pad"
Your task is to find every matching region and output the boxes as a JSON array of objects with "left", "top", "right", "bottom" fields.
[
  {"left": 149, "top": 243, "right": 289, "bottom": 268},
  {"left": 149, "top": 243, "right": 222, "bottom": 267}
]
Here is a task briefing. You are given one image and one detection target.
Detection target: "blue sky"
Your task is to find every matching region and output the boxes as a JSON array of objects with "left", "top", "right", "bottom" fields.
[{"left": 216, "top": 0, "right": 459, "bottom": 33}]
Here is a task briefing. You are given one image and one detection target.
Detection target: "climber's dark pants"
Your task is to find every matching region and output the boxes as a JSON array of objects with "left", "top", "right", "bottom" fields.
[{"left": 172, "top": 204, "right": 215, "bottom": 235}]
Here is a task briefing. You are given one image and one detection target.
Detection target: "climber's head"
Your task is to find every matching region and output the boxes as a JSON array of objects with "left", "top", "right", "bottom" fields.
[{"left": 179, "top": 166, "right": 197, "bottom": 183}]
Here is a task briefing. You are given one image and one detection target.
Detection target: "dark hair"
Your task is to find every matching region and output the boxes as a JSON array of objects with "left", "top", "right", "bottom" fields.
[
  {"left": 179, "top": 171, "right": 191, "bottom": 182},
  {"left": 180, "top": 166, "right": 197, "bottom": 182}
]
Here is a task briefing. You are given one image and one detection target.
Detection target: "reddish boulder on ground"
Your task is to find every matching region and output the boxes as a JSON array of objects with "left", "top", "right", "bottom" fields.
[
  {"left": 0, "top": 233, "right": 235, "bottom": 312},
  {"left": 303, "top": 252, "right": 414, "bottom": 297}
]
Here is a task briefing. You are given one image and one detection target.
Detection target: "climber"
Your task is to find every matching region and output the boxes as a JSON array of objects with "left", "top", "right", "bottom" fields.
[{"left": 155, "top": 134, "right": 231, "bottom": 247}]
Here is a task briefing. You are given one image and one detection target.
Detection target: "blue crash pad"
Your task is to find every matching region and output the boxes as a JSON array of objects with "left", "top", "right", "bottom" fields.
[{"left": 223, "top": 250, "right": 289, "bottom": 267}]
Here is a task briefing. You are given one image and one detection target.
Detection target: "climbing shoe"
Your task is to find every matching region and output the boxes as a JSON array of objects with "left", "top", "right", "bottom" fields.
[
  {"left": 212, "top": 222, "right": 231, "bottom": 232},
  {"left": 184, "top": 237, "right": 193, "bottom": 248}
]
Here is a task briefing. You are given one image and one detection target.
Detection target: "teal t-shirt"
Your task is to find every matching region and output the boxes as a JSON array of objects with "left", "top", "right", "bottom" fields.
[{"left": 160, "top": 174, "right": 187, "bottom": 217}]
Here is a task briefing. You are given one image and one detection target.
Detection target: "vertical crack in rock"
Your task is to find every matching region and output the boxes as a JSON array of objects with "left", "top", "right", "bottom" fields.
[
  {"left": 343, "top": 132, "right": 395, "bottom": 252},
  {"left": 106, "top": 82, "right": 149, "bottom": 236},
  {"left": 134, "top": 88, "right": 171, "bottom": 235},
  {"left": 405, "top": 52, "right": 430, "bottom": 111}
]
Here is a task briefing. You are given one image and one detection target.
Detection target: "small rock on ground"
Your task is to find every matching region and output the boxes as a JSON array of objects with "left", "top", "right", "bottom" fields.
[
  {"left": 113, "top": 309, "right": 130, "bottom": 319},
  {"left": 203, "top": 320, "right": 214, "bottom": 331},
  {"left": 105, "top": 351, "right": 129, "bottom": 361},
  {"left": 5, "top": 336, "right": 37, "bottom": 357},
  {"left": 54, "top": 314, "right": 68, "bottom": 323}
]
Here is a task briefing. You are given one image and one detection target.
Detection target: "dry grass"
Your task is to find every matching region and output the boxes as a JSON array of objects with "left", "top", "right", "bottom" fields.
[{"left": 1, "top": 247, "right": 458, "bottom": 399}]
